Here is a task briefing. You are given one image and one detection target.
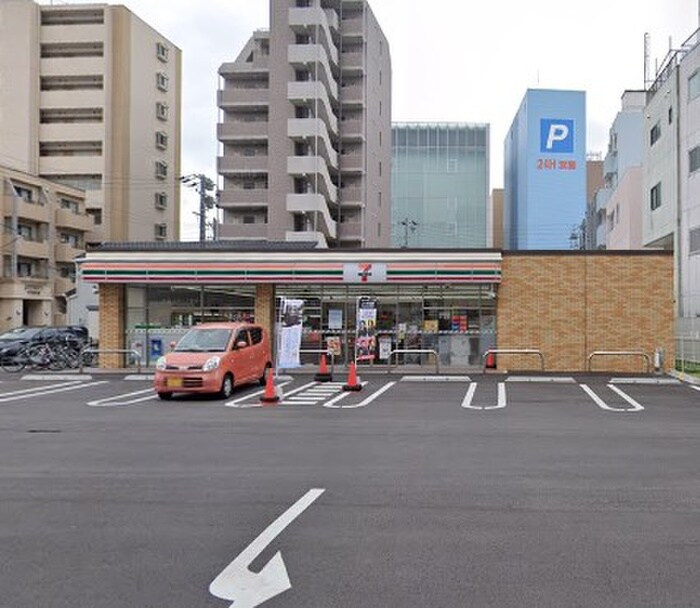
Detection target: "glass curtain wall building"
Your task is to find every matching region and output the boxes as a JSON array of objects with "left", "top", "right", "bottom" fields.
[{"left": 391, "top": 123, "right": 490, "bottom": 248}]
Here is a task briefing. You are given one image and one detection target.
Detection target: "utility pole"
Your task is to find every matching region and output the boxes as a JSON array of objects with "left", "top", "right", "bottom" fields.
[
  {"left": 399, "top": 217, "right": 418, "bottom": 248},
  {"left": 180, "top": 174, "right": 216, "bottom": 241}
]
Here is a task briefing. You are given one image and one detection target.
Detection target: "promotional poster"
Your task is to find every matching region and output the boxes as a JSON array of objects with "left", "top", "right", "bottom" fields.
[
  {"left": 278, "top": 298, "right": 304, "bottom": 368},
  {"left": 356, "top": 297, "right": 377, "bottom": 361}
]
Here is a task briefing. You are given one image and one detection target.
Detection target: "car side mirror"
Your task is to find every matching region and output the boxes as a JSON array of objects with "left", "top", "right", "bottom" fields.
[{"left": 236, "top": 340, "right": 247, "bottom": 349}]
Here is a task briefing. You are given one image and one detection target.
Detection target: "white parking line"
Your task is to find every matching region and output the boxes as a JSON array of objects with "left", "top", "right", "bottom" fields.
[
  {"left": 461, "top": 382, "right": 507, "bottom": 410},
  {"left": 0, "top": 380, "right": 108, "bottom": 403},
  {"left": 87, "top": 387, "right": 158, "bottom": 407},
  {"left": 324, "top": 381, "right": 394, "bottom": 409},
  {"left": 691, "top": 385, "right": 700, "bottom": 393},
  {"left": 225, "top": 381, "right": 309, "bottom": 408},
  {"left": 580, "top": 384, "right": 644, "bottom": 412},
  {"left": 0, "top": 380, "right": 85, "bottom": 398}
]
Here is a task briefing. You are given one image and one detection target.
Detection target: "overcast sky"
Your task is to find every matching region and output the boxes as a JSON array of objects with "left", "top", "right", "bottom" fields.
[{"left": 40, "top": 0, "right": 698, "bottom": 239}]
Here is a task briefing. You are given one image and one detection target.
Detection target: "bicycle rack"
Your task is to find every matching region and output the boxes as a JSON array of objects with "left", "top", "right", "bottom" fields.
[{"left": 587, "top": 350, "right": 651, "bottom": 373}]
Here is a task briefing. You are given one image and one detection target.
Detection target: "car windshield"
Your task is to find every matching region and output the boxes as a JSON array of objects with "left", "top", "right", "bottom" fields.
[
  {"left": 174, "top": 328, "right": 232, "bottom": 352},
  {"left": 0, "top": 327, "right": 43, "bottom": 342}
]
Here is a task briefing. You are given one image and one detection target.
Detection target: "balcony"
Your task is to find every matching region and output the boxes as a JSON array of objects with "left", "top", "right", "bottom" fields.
[
  {"left": 16, "top": 239, "right": 50, "bottom": 259},
  {"left": 341, "top": 51, "right": 364, "bottom": 73},
  {"left": 41, "top": 89, "right": 104, "bottom": 108},
  {"left": 54, "top": 277, "right": 75, "bottom": 295},
  {"left": 340, "top": 82, "right": 363, "bottom": 108},
  {"left": 338, "top": 220, "right": 362, "bottom": 241},
  {"left": 217, "top": 121, "right": 268, "bottom": 143},
  {"left": 287, "top": 118, "right": 338, "bottom": 168},
  {"left": 288, "top": 7, "right": 339, "bottom": 67},
  {"left": 54, "top": 242, "right": 83, "bottom": 263},
  {"left": 341, "top": 16, "right": 364, "bottom": 38},
  {"left": 288, "top": 44, "right": 338, "bottom": 101},
  {"left": 217, "top": 223, "right": 268, "bottom": 239},
  {"left": 287, "top": 81, "right": 338, "bottom": 135},
  {"left": 286, "top": 193, "right": 337, "bottom": 240},
  {"left": 40, "top": 122, "right": 104, "bottom": 142},
  {"left": 56, "top": 208, "right": 93, "bottom": 231},
  {"left": 339, "top": 186, "right": 363, "bottom": 204},
  {"left": 339, "top": 152, "right": 363, "bottom": 173},
  {"left": 340, "top": 118, "right": 364, "bottom": 141},
  {"left": 40, "top": 23, "right": 104, "bottom": 43},
  {"left": 217, "top": 155, "right": 268, "bottom": 175},
  {"left": 219, "top": 57, "right": 268, "bottom": 79},
  {"left": 218, "top": 188, "right": 269, "bottom": 208},
  {"left": 287, "top": 155, "right": 338, "bottom": 202},
  {"left": 217, "top": 87, "right": 269, "bottom": 110},
  {"left": 40, "top": 56, "right": 105, "bottom": 76},
  {"left": 285, "top": 230, "right": 328, "bottom": 249},
  {"left": 38, "top": 155, "right": 102, "bottom": 175},
  {"left": 12, "top": 201, "right": 49, "bottom": 223}
]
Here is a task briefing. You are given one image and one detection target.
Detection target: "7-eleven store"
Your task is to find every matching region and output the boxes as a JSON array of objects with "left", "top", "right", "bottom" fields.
[{"left": 77, "top": 243, "right": 674, "bottom": 373}]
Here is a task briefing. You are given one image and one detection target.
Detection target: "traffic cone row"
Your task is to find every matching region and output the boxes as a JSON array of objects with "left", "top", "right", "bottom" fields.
[
  {"left": 314, "top": 354, "right": 333, "bottom": 382},
  {"left": 342, "top": 361, "right": 362, "bottom": 391}
]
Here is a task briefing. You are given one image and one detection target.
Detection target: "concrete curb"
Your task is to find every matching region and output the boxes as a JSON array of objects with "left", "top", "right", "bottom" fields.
[{"left": 668, "top": 369, "right": 700, "bottom": 385}]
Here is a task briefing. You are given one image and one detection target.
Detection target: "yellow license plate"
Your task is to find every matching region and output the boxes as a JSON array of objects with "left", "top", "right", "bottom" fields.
[{"left": 166, "top": 377, "right": 183, "bottom": 388}]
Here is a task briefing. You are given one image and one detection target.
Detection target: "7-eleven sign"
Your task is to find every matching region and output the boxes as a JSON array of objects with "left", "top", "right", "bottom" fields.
[{"left": 343, "top": 263, "right": 387, "bottom": 283}]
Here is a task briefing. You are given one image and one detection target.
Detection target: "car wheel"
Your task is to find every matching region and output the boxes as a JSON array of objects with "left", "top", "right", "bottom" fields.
[
  {"left": 259, "top": 363, "right": 272, "bottom": 386},
  {"left": 219, "top": 373, "right": 234, "bottom": 399},
  {"left": 157, "top": 392, "right": 173, "bottom": 400}
]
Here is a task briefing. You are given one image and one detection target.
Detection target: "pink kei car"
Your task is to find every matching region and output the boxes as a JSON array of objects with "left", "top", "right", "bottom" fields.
[{"left": 153, "top": 322, "right": 272, "bottom": 400}]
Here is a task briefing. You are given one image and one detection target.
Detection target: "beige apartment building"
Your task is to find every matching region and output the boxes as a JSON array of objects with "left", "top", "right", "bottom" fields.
[
  {"left": 0, "top": 0, "right": 181, "bottom": 244},
  {"left": 217, "top": 0, "right": 391, "bottom": 248},
  {"left": 0, "top": 0, "right": 181, "bottom": 331},
  {"left": 1, "top": 166, "right": 93, "bottom": 327}
]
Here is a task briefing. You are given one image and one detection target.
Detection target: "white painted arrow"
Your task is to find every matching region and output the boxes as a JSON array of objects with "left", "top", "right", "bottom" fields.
[{"left": 209, "top": 488, "right": 325, "bottom": 608}]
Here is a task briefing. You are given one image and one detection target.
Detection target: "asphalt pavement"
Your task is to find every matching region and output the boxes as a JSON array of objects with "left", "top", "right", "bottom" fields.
[{"left": 0, "top": 372, "right": 699, "bottom": 607}]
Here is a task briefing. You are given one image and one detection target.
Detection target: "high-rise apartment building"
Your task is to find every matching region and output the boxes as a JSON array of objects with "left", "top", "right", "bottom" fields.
[
  {"left": 504, "top": 89, "right": 586, "bottom": 250},
  {"left": 0, "top": 0, "right": 182, "bottom": 244},
  {"left": 216, "top": 0, "right": 391, "bottom": 248},
  {"left": 391, "top": 123, "right": 490, "bottom": 248}
]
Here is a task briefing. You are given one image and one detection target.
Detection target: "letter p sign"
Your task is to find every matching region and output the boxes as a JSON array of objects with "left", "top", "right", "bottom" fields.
[{"left": 540, "top": 119, "right": 574, "bottom": 153}]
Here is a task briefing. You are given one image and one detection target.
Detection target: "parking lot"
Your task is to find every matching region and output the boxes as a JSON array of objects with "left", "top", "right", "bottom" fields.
[{"left": 2, "top": 371, "right": 699, "bottom": 607}]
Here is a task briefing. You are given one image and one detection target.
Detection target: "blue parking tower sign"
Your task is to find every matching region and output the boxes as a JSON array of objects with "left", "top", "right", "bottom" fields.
[
  {"left": 150, "top": 338, "right": 163, "bottom": 358},
  {"left": 540, "top": 119, "right": 574, "bottom": 153}
]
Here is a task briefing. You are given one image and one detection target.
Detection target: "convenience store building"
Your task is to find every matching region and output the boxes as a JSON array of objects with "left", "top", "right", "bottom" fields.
[{"left": 77, "top": 242, "right": 674, "bottom": 373}]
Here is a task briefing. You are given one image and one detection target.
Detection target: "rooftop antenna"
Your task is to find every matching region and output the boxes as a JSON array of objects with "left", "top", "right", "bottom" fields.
[{"left": 644, "top": 32, "right": 650, "bottom": 89}]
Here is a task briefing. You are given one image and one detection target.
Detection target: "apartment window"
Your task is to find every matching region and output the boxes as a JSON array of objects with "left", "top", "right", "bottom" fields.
[
  {"left": 156, "top": 42, "right": 169, "bottom": 63},
  {"left": 156, "top": 102, "right": 169, "bottom": 121},
  {"left": 155, "top": 131, "right": 168, "bottom": 150},
  {"left": 155, "top": 192, "right": 168, "bottom": 210},
  {"left": 650, "top": 182, "right": 662, "bottom": 211},
  {"left": 41, "top": 42, "right": 103, "bottom": 58},
  {"left": 18, "top": 262, "right": 33, "bottom": 278},
  {"left": 41, "top": 8, "right": 103, "bottom": 25},
  {"left": 296, "top": 34, "right": 311, "bottom": 44},
  {"left": 156, "top": 72, "right": 169, "bottom": 92},
  {"left": 18, "top": 225, "right": 34, "bottom": 240},
  {"left": 379, "top": 161, "right": 382, "bottom": 177},
  {"left": 154, "top": 223, "right": 167, "bottom": 239},
  {"left": 13, "top": 186, "right": 33, "bottom": 202},
  {"left": 650, "top": 122, "right": 661, "bottom": 146},
  {"left": 41, "top": 107, "right": 103, "bottom": 124},
  {"left": 242, "top": 148, "right": 256, "bottom": 157},
  {"left": 690, "top": 146, "right": 700, "bottom": 174},
  {"left": 689, "top": 70, "right": 700, "bottom": 101},
  {"left": 296, "top": 0, "right": 311, "bottom": 6},
  {"left": 87, "top": 208, "right": 102, "bottom": 225},
  {"left": 59, "top": 232, "right": 80, "bottom": 247},
  {"left": 40, "top": 75, "right": 103, "bottom": 91},
  {"left": 690, "top": 226, "right": 700, "bottom": 255},
  {"left": 243, "top": 179, "right": 255, "bottom": 190},
  {"left": 668, "top": 106, "right": 673, "bottom": 124},
  {"left": 155, "top": 160, "right": 168, "bottom": 180},
  {"left": 60, "top": 198, "right": 80, "bottom": 213},
  {"left": 242, "top": 215, "right": 255, "bottom": 224},
  {"left": 295, "top": 70, "right": 310, "bottom": 82}
]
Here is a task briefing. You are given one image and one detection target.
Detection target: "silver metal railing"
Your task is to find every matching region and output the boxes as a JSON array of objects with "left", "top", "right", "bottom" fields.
[
  {"left": 79, "top": 348, "right": 142, "bottom": 374},
  {"left": 587, "top": 350, "right": 650, "bottom": 373},
  {"left": 387, "top": 349, "right": 440, "bottom": 374}
]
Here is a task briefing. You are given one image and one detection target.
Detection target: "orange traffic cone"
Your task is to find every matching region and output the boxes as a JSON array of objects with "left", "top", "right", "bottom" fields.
[
  {"left": 342, "top": 361, "right": 362, "bottom": 391},
  {"left": 259, "top": 368, "right": 280, "bottom": 404},
  {"left": 314, "top": 354, "right": 333, "bottom": 382}
]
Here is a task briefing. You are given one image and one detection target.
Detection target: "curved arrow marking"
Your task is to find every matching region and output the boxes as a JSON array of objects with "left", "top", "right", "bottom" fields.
[{"left": 209, "top": 488, "right": 325, "bottom": 608}]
